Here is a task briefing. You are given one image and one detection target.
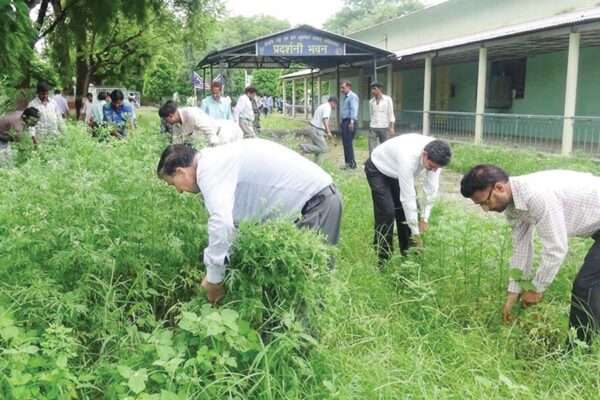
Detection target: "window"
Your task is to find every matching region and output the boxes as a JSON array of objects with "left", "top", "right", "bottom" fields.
[{"left": 490, "top": 58, "right": 527, "bottom": 99}]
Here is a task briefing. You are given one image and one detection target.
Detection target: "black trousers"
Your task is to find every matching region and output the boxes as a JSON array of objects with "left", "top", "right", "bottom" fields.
[
  {"left": 569, "top": 230, "right": 600, "bottom": 344},
  {"left": 364, "top": 158, "right": 412, "bottom": 262}
]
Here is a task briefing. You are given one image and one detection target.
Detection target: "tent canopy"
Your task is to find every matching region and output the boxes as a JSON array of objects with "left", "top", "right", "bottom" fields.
[{"left": 196, "top": 25, "right": 394, "bottom": 70}]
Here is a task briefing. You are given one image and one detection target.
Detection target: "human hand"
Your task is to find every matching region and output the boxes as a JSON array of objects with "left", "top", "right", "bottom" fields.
[
  {"left": 201, "top": 277, "right": 226, "bottom": 305},
  {"left": 418, "top": 219, "right": 429, "bottom": 233},
  {"left": 521, "top": 290, "right": 543, "bottom": 308},
  {"left": 388, "top": 128, "right": 395, "bottom": 137},
  {"left": 412, "top": 234, "right": 423, "bottom": 249},
  {"left": 502, "top": 292, "right": 520, "bottom": 325}
]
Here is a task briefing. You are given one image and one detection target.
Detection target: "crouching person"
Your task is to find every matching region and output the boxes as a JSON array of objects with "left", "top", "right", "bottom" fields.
[
  {"left": 461, "top": 165, "right": 600, "bottom": 346},
  {"left": 156, "top": 138, "right": 343, "bottom": 304}
]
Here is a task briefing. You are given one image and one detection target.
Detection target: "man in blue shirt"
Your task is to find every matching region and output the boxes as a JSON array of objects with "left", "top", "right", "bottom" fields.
[
  {"left": 103, "top": 89, "right": 134, "bottom": 139},
  {"left": 201, "top": 81, "right": 233, "bottom": 121},
  {"left": 340, "top": 81, "right": 359, "bottom": 170}
]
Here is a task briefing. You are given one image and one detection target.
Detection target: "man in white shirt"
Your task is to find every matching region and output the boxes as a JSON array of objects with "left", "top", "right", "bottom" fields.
[
  {"left": 79, "top": 93, "right": 94, "bottom": 125},
  {"left": 461, "top": 165, "right": 600, "bottom": 345},
  {"left": 368, "top": 81, "right": 395, "bottom": 155},
  {"left": 28, "top": 82, "right": 67, "bottom": 144},
  {"left": 53, "top": 89, "right": 69, "bottom": 119},
  {"left": 156, "top": 139, "right": 343, "bottom": 304},
  {"left": 234, "top": 85, "right": 257, "bottom": 138},
  {"left": 365, "top": 133, "right": 452, "bottom": 264},
  {"left": 300, "top": 96, "right": 338, "bottom": 165},
  {"left": 158, "top": 101, "right": 243, "bottom": 147}
]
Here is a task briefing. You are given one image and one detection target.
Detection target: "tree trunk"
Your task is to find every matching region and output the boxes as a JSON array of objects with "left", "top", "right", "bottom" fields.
[{"left": 74, "top": 43, "right": 93, "bottom": 119}]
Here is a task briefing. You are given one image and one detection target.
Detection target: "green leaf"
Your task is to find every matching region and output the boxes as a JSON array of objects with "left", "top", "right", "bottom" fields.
[
  {"left": 0, "top": 325, "right": 20, "bottom": 340},
  {"left": 56, "top": 354, "right": 68, "bottom": 369},
  {"left": 128, "top": 368, "right": 148, "bottom": 394},
  {"left": 160, "top": 389, "right": 181, "bottom": 400},
  {"left": 117, "top": 365, "right": 133, "bottom": 379},
  {"left": 509, "top": 268, "right": 524, "bottom": 281}
]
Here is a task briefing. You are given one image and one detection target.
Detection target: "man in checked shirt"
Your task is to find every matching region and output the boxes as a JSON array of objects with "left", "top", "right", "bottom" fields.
[{"left": 461, "top": 165, "right": 600, "bottom": 345}]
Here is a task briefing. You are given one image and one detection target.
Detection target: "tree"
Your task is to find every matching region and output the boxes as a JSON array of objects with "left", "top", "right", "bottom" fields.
[
  {"left": 323, "top": 0, "right": 422, "bottom": 35},
  {"left": 201, "top": 15, "right": 291, "bottom": 99}
]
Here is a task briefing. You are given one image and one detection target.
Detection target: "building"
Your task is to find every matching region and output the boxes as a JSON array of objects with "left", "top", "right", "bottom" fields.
[{"left": 282, "top": 0, "right": 600, "bottom": 156}]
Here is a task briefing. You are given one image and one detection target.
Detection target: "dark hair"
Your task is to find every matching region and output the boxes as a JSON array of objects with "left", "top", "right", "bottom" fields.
[
  {"left": 87, "top": 92, "right": 93, "bottom": 97},
  {"left": 211, "top": 81, "right": 222, "bottom": 89},
  {"left": 157, "top": 144, "right": 198, "bottom": 177},
  {"left": 328, "top": 96, "right": 339, "bottom": 103},
  {"left": 245, "top": 85, "right": 257, "bottom": 95},
  {"left": 460, "top": 164, "right": 510, "bottom": 198},
  {"left": 22, "top": 107, "right": 40, "bottom": 119},
  {"left": 370, "top": 81, "right": 383, "bottom": 90},
  {"left": 341, "top": 80, "right": 352, "bottom": 88},
  {"left": 423, "top": 140, "right": 452, "bottom": 166},
  {"left": 37, "top": 82, "right": 51, "bottom": 93},
  {"left": 54, "top": 89, "right": 61, "bottom": 95},
  {"left": 97, "top": 91, "right": 107, "bottom": 101},
  {"left": 110, "top": 89, "right": 124, "bottom": 102},
  {"left": 158, "top": 100, "right": 178, "bottom": 118}
]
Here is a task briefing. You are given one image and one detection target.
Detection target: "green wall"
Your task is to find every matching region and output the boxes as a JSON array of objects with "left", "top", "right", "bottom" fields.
[
  {"left": 576, "top": 46, "right": 600, "bottom": 116},
  {"left": 401, "top": 69, "right": 424, "bottom": 110},
  {"left": 448, "top": 62, "right": 477, "bottom": 112}
]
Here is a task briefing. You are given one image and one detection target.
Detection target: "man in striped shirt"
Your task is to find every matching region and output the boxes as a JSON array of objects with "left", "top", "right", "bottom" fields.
[
  {"left": 28, "top": 82, "right": 66, "bottom": 144},
  {"left": 461, "top": 165, "right": 600, "bottom": 345}
]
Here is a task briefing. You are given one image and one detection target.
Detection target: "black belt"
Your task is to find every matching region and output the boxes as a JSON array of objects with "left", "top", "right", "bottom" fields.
[{"left": 302, "top": 184, "right": 338, "bottom": 215}]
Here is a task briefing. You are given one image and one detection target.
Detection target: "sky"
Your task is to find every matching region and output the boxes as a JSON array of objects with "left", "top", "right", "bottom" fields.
[{"left": 224, "top": 0, "right": 448, "bottom": 28}]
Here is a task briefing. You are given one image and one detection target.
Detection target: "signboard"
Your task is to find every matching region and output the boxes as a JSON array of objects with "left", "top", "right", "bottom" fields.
[{"left": 257, "top": 30, "right": 345, "bottom": 57}]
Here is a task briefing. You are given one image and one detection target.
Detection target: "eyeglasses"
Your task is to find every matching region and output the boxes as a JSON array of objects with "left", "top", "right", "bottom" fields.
[{"left": 478, "top": 186, "right": 494, "bottom": 208}]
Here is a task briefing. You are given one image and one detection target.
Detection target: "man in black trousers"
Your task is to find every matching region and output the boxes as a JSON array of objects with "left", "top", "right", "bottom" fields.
[{"left": 364, "top": 133, "right": 452, "bottom": 264}]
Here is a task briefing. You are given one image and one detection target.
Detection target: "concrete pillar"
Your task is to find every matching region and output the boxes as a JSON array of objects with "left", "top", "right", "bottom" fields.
[
  {"left": 562, "top": 31, "right": 580, "bottom": 156},
  {"left": 292, "top": 79, "right": 296, "bottom": 118},
  {"left": 282, "top": 80, "right": 286, "bottom": 116},
  {"left": 317, "top": 77, "right": 321, "bottom": 104},
  {"left": 423, "top": 56, "right": 432, "bottom": 135},
  {"left": 474, "top": 46, "right": 487, "bottom": 144},
  {"left": 304, "top": 77, "right": 308, "bottom": 119}
]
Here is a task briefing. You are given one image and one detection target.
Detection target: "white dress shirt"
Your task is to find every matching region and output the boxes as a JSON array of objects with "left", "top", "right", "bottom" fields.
[
  {"left": 173, "top": 107, "right": 243, "bottom": 147},
  {"left": 197, "top": 138, "right": 333, "bottom": 283},
  {"left": 370, "top": 133, "right": 441, "bottom": 235},
  {"left": 28, "top": 97, "right": 66, "bottom": 138},
  {"left": 82, "top": 100, "right": 94, "bottom": 122},
  {"left": 310, "top": 102, "right": 332, "bottom": 130},
  {"left": 234, "top": 94, "right": 254, "bottom": 122},
  {"left": 369, "top": 94, "right": 395, "bottom": 128},
  {"left": 505, "top": 170, "right": 600, "bottom": 293}
]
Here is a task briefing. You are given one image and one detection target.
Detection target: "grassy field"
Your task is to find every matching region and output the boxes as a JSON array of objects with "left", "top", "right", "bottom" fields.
[{"left": 1, "top": 111, "right": 599, "bottom": 398}]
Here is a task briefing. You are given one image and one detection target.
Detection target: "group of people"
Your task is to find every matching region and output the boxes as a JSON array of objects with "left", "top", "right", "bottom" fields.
[
  {"left": 300, "top": 80, "right": 395, "bottom": 169},
  {"left": 159, "top": 82, "right": 266, "bottom": 147},
  {"left": 80, "top": 90, "right": 139, "bottom": 138},
  {"left": 158, "top": 79, "right": 600, "bottom": 349},
  {"left": 0, "top": 82, "right": 142, "bottom": 161}
]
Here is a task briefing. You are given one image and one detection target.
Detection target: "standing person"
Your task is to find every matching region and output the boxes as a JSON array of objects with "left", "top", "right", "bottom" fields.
[
  {"left": 0, "top": 107, "right": 39, "bottom": 165},
  {"left": 201, "top": 81, "right": 233, "bottom": 121},
  {"left": 103, "top": 89, "right": 134, "bottom": 139},
  {"left": 28, "top": 82, "right": 66, "bottom": 144},
  {"left": 79, "top": 93, "right": 95, "bottom": 125},
  {"left": 339, "top": 81, "right": 359, "bottom": 170},
  {"left": 53, "top": 89, "right": 69, "bottom": 119},
  {"left": 368, "top": 81, "right": 395, "bottom": 154},
  {"left": 365, "top": 133, "right": 451, "bottom": 264},
  {"left": 156, "top": 139, "right": 343, "bottom": 304},
  {"left": 158, "top": 101, "right": 242, "bottom": 147},
  {"left": 91, "top": 92, "right": 108, "bottom": 135},
  {"left": 234, "top": 86, "right": 257, "bottom": 138},
  {"left": 460, "top": 166, "right": 600, "bottom": 346},
  {"left": 300, "top": 96, "right": 338, "bottom": 166},
  {"left": 127, "top": 93, "right": 138, "bottom": 129},
  {"left": 252, "top": 94, "right": 262, "bottom": 133}
]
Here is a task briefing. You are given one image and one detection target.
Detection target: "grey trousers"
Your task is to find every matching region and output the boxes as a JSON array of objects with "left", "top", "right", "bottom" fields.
[
  {"left": 368, "top": 127, "right": 389, "bottom": 154},
  {"left": 300, "top": 126, "right": 328, "bottom": 165},
  {"left": 239, "top": 119, "right": 256, "bottom": 138},
  {"left": 296, "top": 184, "right": 343, "bottom": 248}
]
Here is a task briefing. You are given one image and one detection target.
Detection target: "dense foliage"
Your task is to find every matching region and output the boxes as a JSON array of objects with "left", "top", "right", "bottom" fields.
[
  {"left": 1, "top": 114, "right": 600, "bottom": 399},
  {"left": 0, "top": 120, "right": 331, "bottom": 398}
]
